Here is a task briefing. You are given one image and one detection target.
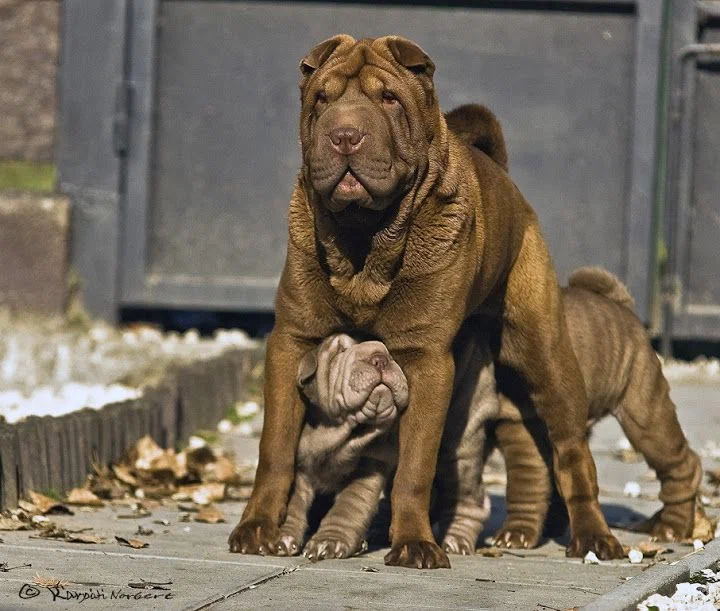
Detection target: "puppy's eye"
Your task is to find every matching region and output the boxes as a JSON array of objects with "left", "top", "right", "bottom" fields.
[
  {"left": 316, "top": 90, "right": 328, "bottom": 105},
  {"left": 382, "top": 90, "right": 398, "bottom": 105}
]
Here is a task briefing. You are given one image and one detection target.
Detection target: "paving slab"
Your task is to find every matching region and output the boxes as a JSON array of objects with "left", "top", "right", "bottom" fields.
[{"left": 0, "top": 381, "right": 718, "bottom": 610}]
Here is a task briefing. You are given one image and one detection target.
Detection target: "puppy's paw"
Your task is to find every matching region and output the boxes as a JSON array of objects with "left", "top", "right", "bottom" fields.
[
  {"left": 228, "top": 517, "right": 279, "bottom": 555},
  {"left": 566, "top": 531, "right": 624, "bottom": 560},
  {"left": 442, "top": 534, "right": 475, "bottom": 555},
  {"left": 492, "top": 525, "right": 541, "bottom": 550},
  {"left": 638, "top": 504, "right": 695, "bottom": 542},
  {"left": 384, "top": 539, "right": 451, "bottom": 569},
  {"left": 304, "top": 536, "right": 367, "bottom": 561},
  {"left": 275, "top": 534, "right": 302, "bottom": 556}
]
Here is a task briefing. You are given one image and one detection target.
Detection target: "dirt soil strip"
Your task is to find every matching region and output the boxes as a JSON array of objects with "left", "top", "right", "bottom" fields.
[{"left": 584, "top": 538, "right": 720, "bottom": 611}]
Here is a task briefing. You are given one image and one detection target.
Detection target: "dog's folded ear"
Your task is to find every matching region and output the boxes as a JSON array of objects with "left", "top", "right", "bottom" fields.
[
  {"left": 300, "top": 34, "right": 355, "bottom": 78},
  {"left": 296, "top": 348, "right": 319, "bottom": 388},
  {"left": 383, "top": 36, "right": 436, "bottom": 107},
  {"left": 385, "top": 36, "right": 435, "bottom": 79}
]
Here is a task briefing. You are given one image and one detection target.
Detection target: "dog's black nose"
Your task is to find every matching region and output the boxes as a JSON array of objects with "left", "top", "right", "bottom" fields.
[
  {"left": 369, "top": 352, "right": 388, "bottom": 371},
  {"left": 329, "top": 127, "right": 364, "bottom": 155}
]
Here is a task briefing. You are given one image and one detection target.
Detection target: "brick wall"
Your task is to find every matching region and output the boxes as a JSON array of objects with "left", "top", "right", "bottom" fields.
[{"left": 0, "top": 0, "right": 59, "bottom": 161}]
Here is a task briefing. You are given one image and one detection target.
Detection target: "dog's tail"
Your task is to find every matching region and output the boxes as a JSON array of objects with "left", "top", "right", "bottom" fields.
[
  {"left": 444, "top": 104, "right": 508, "bottom": 172},
  {"left": 568, "top": 266, "right": 635, "bottom": 311}
]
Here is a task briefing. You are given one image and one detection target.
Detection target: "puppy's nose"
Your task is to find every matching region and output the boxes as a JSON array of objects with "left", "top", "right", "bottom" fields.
[
  {"left": 329, "top": 127, "right": 364, "bottom": 155},
  {"left": 369, "top": 352, "right": 388, "bottom": 371}
]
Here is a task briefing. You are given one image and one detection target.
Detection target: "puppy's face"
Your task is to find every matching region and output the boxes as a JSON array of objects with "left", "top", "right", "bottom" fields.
[
  {"left": 297, "top": 333, "right": 408, "bottom": 426},
  {"left": 298, "top": 35, "right": 439, "bottom": 229}
]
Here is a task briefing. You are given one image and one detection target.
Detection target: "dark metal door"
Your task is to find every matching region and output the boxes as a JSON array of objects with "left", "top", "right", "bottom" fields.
[
  {"left": 61, "top": 0, "right": 663, "bottom": 323},
  {"left": 662, "top": 0, "right": 720, "bottom": 343}
]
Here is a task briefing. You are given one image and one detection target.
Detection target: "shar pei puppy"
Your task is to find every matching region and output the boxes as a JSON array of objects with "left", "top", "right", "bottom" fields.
[
  {"left": 229, "top": 34, "right": 624, "bottom": 568},
  {"left": 276, "top": 332, "right": 496, "bottom": 560}
]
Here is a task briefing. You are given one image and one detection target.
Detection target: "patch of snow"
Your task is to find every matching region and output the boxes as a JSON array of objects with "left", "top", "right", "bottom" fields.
[
  {"left": 0, "top": 317, "right": 258, "bottom": 423},
  {"left": 236, "top": 401, "right": 259, "bottom": 419},
  {"left": 639, "top": 569, "right": 720, "bottom": 610},
  {"left": 0, "top": 383, "right": 141, "bottom": 423},
  {"left": 217, "top": 419, "right": 233, "bottom": 434},
  {"left": 662, "top": 356, "right": 720, "bottom": 383}
]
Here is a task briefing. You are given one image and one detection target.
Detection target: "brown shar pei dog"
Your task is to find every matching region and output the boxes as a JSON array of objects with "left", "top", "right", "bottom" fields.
[
  {"left": 229, "top": 34, "right": 624, "bottom": 568},
  {"left": 444, "top": 104, "right": 703, "bottom": 549},
  {"left": 277, "top": 332, "right": 497, "bottom": 560},
  {"left": 490, "top": 267, "right": 703, "bottom": 549}
]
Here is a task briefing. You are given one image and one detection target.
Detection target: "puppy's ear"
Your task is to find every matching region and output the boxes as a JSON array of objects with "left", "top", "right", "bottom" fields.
[
  {"left": 296, "top": 348, "right": 319, "bottom": 388},
  {"left": 299, "top": 34, "right": 355, "bottom": 80}
]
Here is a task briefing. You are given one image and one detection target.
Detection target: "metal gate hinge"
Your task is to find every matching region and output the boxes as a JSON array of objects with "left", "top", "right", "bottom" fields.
[{"left": 113, "top": 80, "right": 133, "bottom": 156}]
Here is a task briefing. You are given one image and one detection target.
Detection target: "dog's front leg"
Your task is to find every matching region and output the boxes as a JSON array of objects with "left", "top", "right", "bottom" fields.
[
  {"left": 228, "top": 329, "right": 310, "bottom": 555},
  {"left": 384, "top": 349, "right": 454, "bottom": 569}
]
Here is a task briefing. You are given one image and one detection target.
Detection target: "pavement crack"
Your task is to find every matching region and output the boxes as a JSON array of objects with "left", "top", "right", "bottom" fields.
[{"left": 188, "top": 562, "right": 304, "bottom": 610}]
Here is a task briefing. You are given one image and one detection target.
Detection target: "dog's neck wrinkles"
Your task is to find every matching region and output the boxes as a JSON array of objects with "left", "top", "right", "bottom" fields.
[{"left": 313, "top": 125, "right": 462, "bottom": 327}]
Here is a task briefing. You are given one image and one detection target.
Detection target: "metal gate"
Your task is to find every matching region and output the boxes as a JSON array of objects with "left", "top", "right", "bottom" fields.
[
  {"left": 661, "top": 0, "right": 720, "bottom": 345},
  {"left": 59, "top": 0, "right": 663, "bottom": 329}
]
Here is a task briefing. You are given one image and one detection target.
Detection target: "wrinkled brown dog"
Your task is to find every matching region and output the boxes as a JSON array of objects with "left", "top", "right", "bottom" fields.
[
  {"left": 278, "top": 333, "right": 496, "bottom": 559},
  {"left": 490, "top": 267, "right": 703, "bottom": 549},
  {"left": 276, "top": 333, "right": 407, "bottom": 560},
  {"left": 444, "top": 105, "right": 703, "bottom": 550},
  {"left": 229, "top": 34, "right": 624, "bottom": 568}
]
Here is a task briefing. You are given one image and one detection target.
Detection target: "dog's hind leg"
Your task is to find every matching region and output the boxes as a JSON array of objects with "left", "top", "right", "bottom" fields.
[{"left": 617, "top": 357, "right": 702, "bottom": 541}]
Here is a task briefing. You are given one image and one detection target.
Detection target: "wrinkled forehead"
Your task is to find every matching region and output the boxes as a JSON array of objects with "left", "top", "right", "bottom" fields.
[{"left": 313, "top": 39, "right": 403, "bottom": 91}]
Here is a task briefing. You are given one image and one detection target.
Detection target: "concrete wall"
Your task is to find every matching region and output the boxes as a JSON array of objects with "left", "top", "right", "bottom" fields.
[{"left": 0, "top": 0, "right": 59, "bottom": 161}]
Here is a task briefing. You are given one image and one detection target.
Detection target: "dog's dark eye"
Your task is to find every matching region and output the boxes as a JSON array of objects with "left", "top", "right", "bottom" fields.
[
  {"left": 316, "top": 90, "right": 328, "bottom": 105},
  {"left": 382, "top": 90, "right": 398, "bottom": 105}
]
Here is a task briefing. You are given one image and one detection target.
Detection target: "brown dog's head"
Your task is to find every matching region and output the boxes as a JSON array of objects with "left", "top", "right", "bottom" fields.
[
  {"left": 298, "top": 35, "right": 442, "bottom": 228},
  {"left": 297, "top": 333, "right": 409, "bottom": 427}
]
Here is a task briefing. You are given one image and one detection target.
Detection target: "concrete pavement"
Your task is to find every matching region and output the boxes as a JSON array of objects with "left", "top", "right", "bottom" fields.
[{"left": 0, "top": 380, "right": 718, "bottom": 610}]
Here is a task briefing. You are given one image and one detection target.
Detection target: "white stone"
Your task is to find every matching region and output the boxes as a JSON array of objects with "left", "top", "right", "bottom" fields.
[
  {"left": 623, "top": 481, "right": 641, "bottom": 498},
  {"left": 583, "top": 551, "right": 600, "bottom": 564},
  {"left": 628, "top": 548, "right": 643, "bottom": 564}
]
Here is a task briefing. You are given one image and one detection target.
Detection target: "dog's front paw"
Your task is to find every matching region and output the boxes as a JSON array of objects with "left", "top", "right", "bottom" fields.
[
  {"left": 492, "top": 525, "right": 541, "bottom": 550},
  {"left": 442, "top": 534, "right": 475, "bottom": 555},
  {"left": 304, "top": 535, "right": 367, "bottom": 561},
  {"left": 566, "top": 531, "right": 624, "bottom": 560},
  {"left": 275, "top": 534, "right": 302, "bottom": 556},
  {"left": 228, "top": 517, "right": 279, "bottom": 555},
  {"left": 384, "top": 539, "right": 451, "bottom": 569}
]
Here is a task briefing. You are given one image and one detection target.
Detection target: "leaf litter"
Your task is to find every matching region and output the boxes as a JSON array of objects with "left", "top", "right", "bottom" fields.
[{"left": 3, "top": 435, "right": 254, "bottom": 546}]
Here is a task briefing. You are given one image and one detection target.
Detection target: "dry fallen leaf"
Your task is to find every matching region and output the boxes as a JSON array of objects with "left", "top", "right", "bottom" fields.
[
  {"left": 707, "top": 467, "right": 720, "bottom": 487},
  {"left": 691, "top": 505, "right": 716, "bottom": 543},
  {"left": 64, "top": 533, "right": 105, "bottom": 544},
  {"left": 34, "top": 574, "right": 70, "bottom": 588},
  {"left": 0, "top": 516, "right": 30, "bottom": 531},
  {"left": 173, "top": 483, "right": 225, "bottom": 505},
  {"left": 226, "top": 485, "right": 253, "bottom": 501},
  {"left": 17, "top": 500, "right": 37, "bottom": 513},
  {"left": 115, "top": 535, "right": 149, "bottom": 549},
  {"left": 204, "top": 455, "right": 238, "bottom": 484},
  {"left": 194, "top": 506, "right": 226, "bottom": 524},
  {"left": 113, "top": 465, "right": 139, "bottom": 487},
  {"left": 637, "top": 541, "right": 670, "bottom": 557},
  {"left": 66, "top": 488, "right": 104, "bottom": 507},
  {"left": 477, "top": 547, "right": 503, "bottom": 558},
  {"left": 136, "top": 525, "right": 154, "bottom": 536},
  {"left": 28, "top": 491, "right": 73, "bottom": 515}
]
